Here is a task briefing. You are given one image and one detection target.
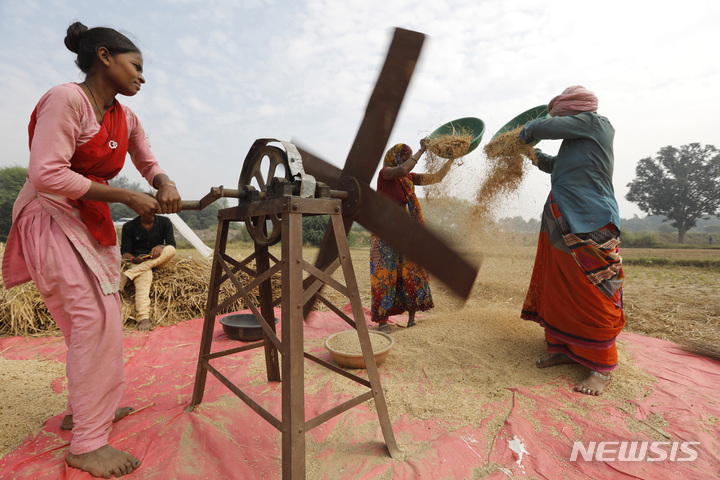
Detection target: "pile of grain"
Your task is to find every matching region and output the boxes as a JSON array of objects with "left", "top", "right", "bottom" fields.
[
  {"left": 475, "top": 126, "right": 537, "bottom": 218},
  {"left": 0, "top": 358, "right": 67, "bottom": 458},
  {"left": 327, "top": 330, "right": 392, "bottom": 355},
  {"left": 0, "top": 252, "right": 281, "bottom": 336},
  {"left": 422, "top": 131, "right": 473, "bottom": 201},
  {"left": 426, "top": 132, "right": 473, "bottom": 161}
]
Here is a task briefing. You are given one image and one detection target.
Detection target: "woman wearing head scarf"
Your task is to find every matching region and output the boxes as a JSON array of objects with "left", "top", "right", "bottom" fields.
[
  {"left": 518, "top": 86, "right": 624, "bottom": 396},
  {"left": 370, "top": 138, "right": 454, "bottom": 332}
]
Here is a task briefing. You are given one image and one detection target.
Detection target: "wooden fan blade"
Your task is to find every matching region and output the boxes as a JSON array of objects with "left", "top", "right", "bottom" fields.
[
  {"left": 294, "top": 144, "right": 342, "bottom": 188},
  {"left": 297, "top": 144, "right": 478, "bottom": 300},
  {"left": 355, "top": 184, "right": 480, "bottom": 299},
  {"left": 295, "top": 144, "right": 356, "bottom": 318},
  {"left": 342, "top": 28, "right": 425, "bottom": 184}
]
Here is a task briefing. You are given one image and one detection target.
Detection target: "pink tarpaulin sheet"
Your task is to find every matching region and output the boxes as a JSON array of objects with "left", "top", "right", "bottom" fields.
[{"left": 1, "top": 307, "right": 719, "bottom": 479}]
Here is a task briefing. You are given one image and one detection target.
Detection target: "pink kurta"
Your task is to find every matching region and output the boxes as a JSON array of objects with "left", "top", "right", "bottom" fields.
[
  {"left": 1, "top": 83, "right": 166, "bottom": 455},
  {"left": 3, "top": 83, "right": 165, "bottom": 294}
]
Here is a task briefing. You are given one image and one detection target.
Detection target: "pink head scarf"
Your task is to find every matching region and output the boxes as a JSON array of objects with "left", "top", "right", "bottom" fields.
[{"left": 547, "top": 85, "right": 599, "bottom": 117}]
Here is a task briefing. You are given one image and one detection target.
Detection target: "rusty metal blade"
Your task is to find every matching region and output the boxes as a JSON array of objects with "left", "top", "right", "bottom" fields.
[
  {"left": 342, "top": 28, "right": 424, "bottom": 184},
  {"left": 355, "top": 183, "right": 480, "bottom": 299}
]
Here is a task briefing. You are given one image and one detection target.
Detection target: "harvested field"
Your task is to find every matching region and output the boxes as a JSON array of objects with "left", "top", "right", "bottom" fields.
[{"left": 1, "top": 238, "right": 719, "bottom": 471}]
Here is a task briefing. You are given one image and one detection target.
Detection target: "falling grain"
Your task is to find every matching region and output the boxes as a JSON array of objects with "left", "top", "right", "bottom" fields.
[
  {"left": 475, "top": 126, "right": 537, "bottom": 218},
  {"left": 423, "top": 130, "right": 473, "bottom": 201}
]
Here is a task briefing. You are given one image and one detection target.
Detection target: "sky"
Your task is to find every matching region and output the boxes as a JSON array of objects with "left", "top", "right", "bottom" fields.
[{"left": 1, "top": 0, "right": 719, "bottom": 221}]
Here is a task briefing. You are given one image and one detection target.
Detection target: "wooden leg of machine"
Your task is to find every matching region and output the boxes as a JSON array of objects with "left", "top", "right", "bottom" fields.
[
  {"left": 330, "top": 213, "right": 401, "bottom": 457},
  {"left": 256, "top": 244, "right": 280, "bottom": 382},
  {"left": 281, "top": 210, "right": 306, "bottom": 479},
  {"left": 187, "top": 217, "right": 230, "bottom": 411}
]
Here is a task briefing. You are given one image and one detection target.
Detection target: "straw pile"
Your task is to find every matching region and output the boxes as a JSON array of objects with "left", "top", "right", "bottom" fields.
[
  {"left": 475, "top": 126, "right": 537, "bottom": 218},
  {"left": 0, "top": 252, "right": 281, "bottom": 336}
]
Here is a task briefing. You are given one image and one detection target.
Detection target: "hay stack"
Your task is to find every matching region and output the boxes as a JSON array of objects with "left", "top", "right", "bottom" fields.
[{"left": 0, "top": 250, "right": 281, "bottom": 336}]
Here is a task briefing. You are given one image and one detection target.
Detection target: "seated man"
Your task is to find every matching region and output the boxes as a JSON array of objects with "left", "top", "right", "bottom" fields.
[{"left": 120, "top": 213, "right": 176, "bottom": 331}]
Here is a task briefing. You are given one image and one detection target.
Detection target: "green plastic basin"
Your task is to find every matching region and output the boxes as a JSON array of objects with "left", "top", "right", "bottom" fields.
[
  {"left": 428, "top": 117, "right": 485, "bottom": 158},
  {"left": 490, "top": 105, "right": 548, "bottom": 146}
]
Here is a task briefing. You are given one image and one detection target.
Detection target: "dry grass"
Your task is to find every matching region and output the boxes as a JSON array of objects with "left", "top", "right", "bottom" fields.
[{"left": 0, "top": 250, "right": 281, "bottom": 336}]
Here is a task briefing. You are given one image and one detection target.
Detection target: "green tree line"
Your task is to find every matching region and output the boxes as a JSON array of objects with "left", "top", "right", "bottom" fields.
[
  {"left": 2, "top": 142, "right": 719, "bottom": 244},
  {"left": 0, "top": 170, "right": 225, "bottom": 241}
]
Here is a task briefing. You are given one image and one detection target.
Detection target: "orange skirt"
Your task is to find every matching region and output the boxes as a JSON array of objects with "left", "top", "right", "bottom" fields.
[{"left": 521, "top": 195, "right": 625, "bottom": 372}]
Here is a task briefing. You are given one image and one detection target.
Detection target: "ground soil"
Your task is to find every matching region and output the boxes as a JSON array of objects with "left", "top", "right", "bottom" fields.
[{"left": 1, "top": 240, "right": 718, "bottom": 463}]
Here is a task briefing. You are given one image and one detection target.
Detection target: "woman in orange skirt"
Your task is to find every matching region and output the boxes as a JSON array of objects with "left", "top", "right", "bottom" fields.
[{"left": 519, "top": 86, "right": 625, "bottom": 396}]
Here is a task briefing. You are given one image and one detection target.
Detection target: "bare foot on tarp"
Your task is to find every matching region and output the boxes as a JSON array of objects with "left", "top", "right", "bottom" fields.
[
  {"left": 535, "top": 353, "right": 576, "bottom": 369},
  {"left": 136, "top": 319, "right": 154, "bottom": 331},
  {"left": 574, "top": 371, "right": 611, "bottom": 396},
  {"left": 61, "top": 407, "right": 134, "bottom": 431},
  {"left": 66, "top": 444, "right": 140, "bottom": 478}
]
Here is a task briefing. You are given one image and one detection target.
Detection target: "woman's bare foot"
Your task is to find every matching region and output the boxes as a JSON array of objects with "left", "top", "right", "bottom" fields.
[
  {"left": 407, "top": 312, "right": 416, "bottom": 327},
  {"left": 66, "top": 444, "right": 140, "bottom": 478},
  {"left": 136, "top": 319, "right": 153, "bottom": 331},
  {"left": 535, "top": 353, "right": 576, "bottom": 369},
  {"left": 61, "top": 407, "right": 134, "bottom": 430},
  {"left": 377, "top": 321, "right": 391, "bottom": 333},
  {"left": 574, "top": 371, "right": 611, "bottom": 396}
]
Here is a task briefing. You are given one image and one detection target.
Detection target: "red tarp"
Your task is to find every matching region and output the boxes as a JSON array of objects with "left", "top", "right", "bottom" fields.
[{"left": 1, "top": 307, "right": 719, "bottom": 479}]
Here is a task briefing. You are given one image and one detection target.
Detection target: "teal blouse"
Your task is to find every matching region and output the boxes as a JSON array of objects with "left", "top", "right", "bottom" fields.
[{"left": 519, "top": 112, "right": 620, "bottom": 234}]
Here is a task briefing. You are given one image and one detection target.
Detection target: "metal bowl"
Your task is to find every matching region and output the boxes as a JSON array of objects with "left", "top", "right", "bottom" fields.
[
  {"left": 325, "top": 330, "right": 394, "bottom": 369},
  {"left": 219, "top": 313, "right": 278, "bottom": 341}
]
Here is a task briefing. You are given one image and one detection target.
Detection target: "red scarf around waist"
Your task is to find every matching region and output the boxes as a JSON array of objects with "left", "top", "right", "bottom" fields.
[{"left": 29, "top": 101, "right": 128, "bottom": 245}]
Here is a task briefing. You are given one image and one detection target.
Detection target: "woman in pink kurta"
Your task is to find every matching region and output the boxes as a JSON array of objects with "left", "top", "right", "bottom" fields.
[{"left": 1, "top": 22, "right": 181, "bottom": 478}]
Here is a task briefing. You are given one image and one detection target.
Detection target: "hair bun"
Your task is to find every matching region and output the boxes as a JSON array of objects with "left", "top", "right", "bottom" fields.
[{"left": 64, "top": 21, "right": 89, "bottom": 54}]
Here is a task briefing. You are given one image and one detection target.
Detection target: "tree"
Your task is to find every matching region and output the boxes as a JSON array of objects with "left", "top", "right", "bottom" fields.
[
  {"left": 626, "top": 143, "right": 720, "bottom": 243},
  {"left": 302, "top": 215, "right": 329, "bottom": 247},
  {"left": 108, "top": 176, "right": 147, "bottom": 220},
  {"left": 178, "top": 198, "right": 227, "bottom": 230},
  {"left": 108, "top": 176, "right": 226, "bottom": 229},
  {"left": 0, "top": 166, "right": 28, "bottom": 242}
]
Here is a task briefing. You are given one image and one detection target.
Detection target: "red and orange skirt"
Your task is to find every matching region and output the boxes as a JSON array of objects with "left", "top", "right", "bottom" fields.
[
  {"left": 521, "top": 194, "right": 625, "bottom": 372},
  {"left": 370, "top": 233, "right": 434, "bottom": 323}
]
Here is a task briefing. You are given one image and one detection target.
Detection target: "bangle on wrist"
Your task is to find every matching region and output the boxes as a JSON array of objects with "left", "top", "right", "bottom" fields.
[{"left": 158, "top": 181, "right": 176, "bottom": 189}]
